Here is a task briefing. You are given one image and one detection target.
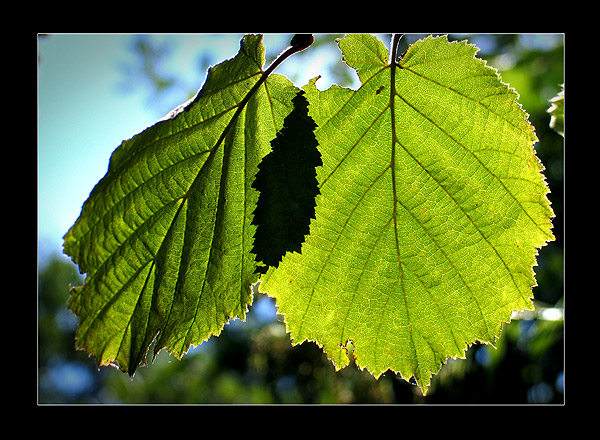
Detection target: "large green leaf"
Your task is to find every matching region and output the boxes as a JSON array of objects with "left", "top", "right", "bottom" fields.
[
  {"left": 260, "top": 34, "right": 555, "bottom": 394},
  {"left": 63, "top": 35, "right": 300, "bottom": 375}
]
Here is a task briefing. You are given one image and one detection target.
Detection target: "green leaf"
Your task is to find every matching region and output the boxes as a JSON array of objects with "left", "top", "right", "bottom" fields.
[
  {"left": 260, "top": 34, "right": 555, "bottom": 394},
  {"left": 251, "top": 90, "right": 322, "bottom": 274},
  {"left": 63, "top": 34, "right": 300, "bottom": 375}
]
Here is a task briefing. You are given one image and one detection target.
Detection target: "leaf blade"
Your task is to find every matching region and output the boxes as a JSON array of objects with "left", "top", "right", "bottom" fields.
[
  {"left": 64, "top": 35, "right": 300, "bottom": 374},
  {"left": 261, "top": 34, "right": 554, "bottom": 394}
]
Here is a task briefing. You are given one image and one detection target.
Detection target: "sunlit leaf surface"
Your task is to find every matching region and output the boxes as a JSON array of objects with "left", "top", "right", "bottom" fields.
[
  {"left": 261, "top": 34, "right": 554, "bottom": 394},
  {"left": 64, "top": 35, "right": 300, "bottom": 375}
]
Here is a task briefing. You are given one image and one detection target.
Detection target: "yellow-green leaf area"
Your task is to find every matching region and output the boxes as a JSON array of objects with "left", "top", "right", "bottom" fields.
[
  {"left": 260, "top": 34, "right": 554, "bottom": 395},
  {"left": 63, "top": 35, "right": 300, "bottom": 375}
]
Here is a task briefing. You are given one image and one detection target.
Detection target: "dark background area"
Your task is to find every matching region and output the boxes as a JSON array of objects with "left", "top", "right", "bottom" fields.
[{"left": 37, "top": 34, "right": 564, "bottom": 404}]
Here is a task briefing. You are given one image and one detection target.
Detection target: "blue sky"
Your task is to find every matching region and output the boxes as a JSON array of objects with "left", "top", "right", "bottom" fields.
[
  {"left": 37, "top": 33, "right": 341, "bottom": 264},
  {"left": 39, "top": 35, "right": 149, "bottom": 258}
]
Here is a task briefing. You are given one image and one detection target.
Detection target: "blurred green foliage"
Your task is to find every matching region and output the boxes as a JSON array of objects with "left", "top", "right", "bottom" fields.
[{"left": 38, "top": 34, "right": 563, "bottom": 404}]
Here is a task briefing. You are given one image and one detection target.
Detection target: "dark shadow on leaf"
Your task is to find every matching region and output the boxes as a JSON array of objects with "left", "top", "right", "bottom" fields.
[{"left": 251, "top": 91, "right": 322, "bottom": 274}]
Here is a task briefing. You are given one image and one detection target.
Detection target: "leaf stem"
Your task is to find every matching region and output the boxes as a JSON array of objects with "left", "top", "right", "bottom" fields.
[
  {"left": 208, "top": 34, "right": 314, "bottom": 157},
  {"left": 180, "top": 35, "right": 314, "bottom": 214},
  {"left": 389, "top": 34, "right": 404, "bottom": 65},
  {"left": 224, "top": 34, "right": 314, "bottom": 139},
  {"left": 389, "top": 34, "right": 402, "bottom": 264},
  {"left": 261, "top": 35, "right": 314, "bottom": 86}
]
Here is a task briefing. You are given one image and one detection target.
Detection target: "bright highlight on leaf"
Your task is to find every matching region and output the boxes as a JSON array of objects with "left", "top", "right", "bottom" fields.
[
  {"left": 260, "top": 34, "right": 554, "bottom": 394},
  {"left": 63, "top": 35, "right": 302, "bottom": 375}
]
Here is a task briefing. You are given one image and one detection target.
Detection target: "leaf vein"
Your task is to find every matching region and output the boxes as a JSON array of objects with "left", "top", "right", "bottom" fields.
[
  {"left": 400, "top": 66, "right": 528, "bottom": 137},
  {"left": 394, "top": 88, "right": 538, "bottom": 301},
  {"left": 297, "top": 164, "right": 391, "bottom": 337}
]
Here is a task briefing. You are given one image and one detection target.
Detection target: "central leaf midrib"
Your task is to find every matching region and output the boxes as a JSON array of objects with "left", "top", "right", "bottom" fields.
[
  {"left": 73, "top": 69, "right": 268, "bottom": 251},
  {"left": 156, "top": 104, "right": 261, "bottom": 357},
  {"left": 112, "top": 70, "right": 279, "bottom": 361},
  {"left": 397, "top": 65, "right": 548, "bottom": 241},
  {"left": 388, "top": 38, "right": 419, "bottom": 379},
  {"left": 73, "top": 109, "right": 244, "bottom": 255},
  {"left": 76, "top": 66, "right": 277, "bottom": 283}
]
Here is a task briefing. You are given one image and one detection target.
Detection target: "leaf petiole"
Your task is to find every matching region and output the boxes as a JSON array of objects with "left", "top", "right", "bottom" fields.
[
  {"left": 261, "top": 35, "right": 314, "bottom": 85},
  {"left": 200, "top": 34, "right": 314, "bottom": 166},
  {"left": 218, "top": 34, "right": 314, "bottom": 150},
  {"left": 389, "top": 33, "right": 404, "bottom": 65}
]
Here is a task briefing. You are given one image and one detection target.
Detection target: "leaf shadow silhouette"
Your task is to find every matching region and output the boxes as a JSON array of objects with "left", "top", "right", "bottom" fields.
[{"left": 251, "top": 90, "right": 322, "bottom": 274}]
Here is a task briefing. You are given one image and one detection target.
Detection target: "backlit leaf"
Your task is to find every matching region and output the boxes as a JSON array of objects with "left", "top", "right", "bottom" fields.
[
  {"left": 260, "top": 34, "right": 554, "bottom": 394},
  {"left": 63, "top": 35, "right": 300, "bottom": 375}
]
